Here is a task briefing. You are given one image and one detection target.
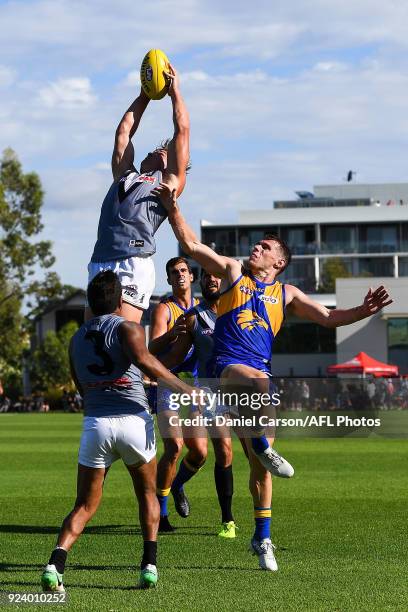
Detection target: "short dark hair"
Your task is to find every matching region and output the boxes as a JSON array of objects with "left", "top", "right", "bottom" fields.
[
  {"left": 157, "top": 138, "right": 192, "bottom": 173},
  {"left": 166, "top": 257, "right": 193, "bottom": 278},
  {"left": 263, "top": 233, "right": 292, "bottom": 274},
  {"left": 87, "top": 271, "right": 122, "bottom": 316}
]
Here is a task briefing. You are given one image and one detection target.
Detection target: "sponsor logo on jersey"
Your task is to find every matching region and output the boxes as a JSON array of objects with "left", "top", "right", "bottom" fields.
[
  {"left": 129, "top": 240, "right": 145, "bottom": 247},
  {"left": 240, "top": 286, "right": 253, "bottom": 296},
  {"left": 137, "top": 174, "right": 156, "bottom": 184},
  {"left": 236, "top": 309, "right": 268, "bottom": 331},
  {"left": 201, "top": 329, "right": 214, "bottom": 336},
  {"left": 259, "top": 294, "right": 279, "bottom": 304}
]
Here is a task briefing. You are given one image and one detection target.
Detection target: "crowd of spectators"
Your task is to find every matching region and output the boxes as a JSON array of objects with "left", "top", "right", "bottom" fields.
[
  {"left": 0, "top": 384, "right": 83, "bottom": 413},
  {"left": 276, "top": 377, "right": 408, "bottom": 411}
]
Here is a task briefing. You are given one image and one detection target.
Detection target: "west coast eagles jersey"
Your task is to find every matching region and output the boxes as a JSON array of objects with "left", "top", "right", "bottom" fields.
[
  {"left": 161, "top": 295, "right": 200, "bottom": 376},
  {"left": 213, "top": 273, "right": 286, "bottom": 372}
]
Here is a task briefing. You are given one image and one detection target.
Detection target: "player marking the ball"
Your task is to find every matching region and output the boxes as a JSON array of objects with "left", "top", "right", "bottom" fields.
[{"left": 86, "top": 52, "right": 190, "bottom": 324}]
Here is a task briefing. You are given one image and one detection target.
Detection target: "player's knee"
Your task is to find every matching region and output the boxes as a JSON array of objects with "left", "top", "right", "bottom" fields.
[{"left": 164, "top": 438, "right": 184, "bottom": 461}]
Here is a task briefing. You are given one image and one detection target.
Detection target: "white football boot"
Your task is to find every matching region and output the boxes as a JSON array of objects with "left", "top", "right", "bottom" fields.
[
  {"left": 250, "top": 537, "right": 278, "bottom": 571},
  {"left": 256, "top": 446, "right": 294, "bottom": 478}
]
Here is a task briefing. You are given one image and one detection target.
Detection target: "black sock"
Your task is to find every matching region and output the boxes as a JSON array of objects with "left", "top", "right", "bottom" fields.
[
  {"left": 49, "top": 547, "right": 67, "bottom": 574},
  {"left": 214, "top": 463, "right": 234, "bottom": 523},
  {"left": 141, "top": 541, "right": 157, "bottom": 568}
]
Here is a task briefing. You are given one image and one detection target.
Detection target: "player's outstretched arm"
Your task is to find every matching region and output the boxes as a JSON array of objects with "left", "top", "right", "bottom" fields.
[
  {"left": 162, "top": 64, "right": 189, "bottom": 197},
  {"left": 111, "top": 89, "right": 150, "bottom": 182},
  {"left": 285, "top": 284, "right": 393, "bottom": 328},
  {"left": 152, "top": 183, "right": 241, "bottom": 283}
]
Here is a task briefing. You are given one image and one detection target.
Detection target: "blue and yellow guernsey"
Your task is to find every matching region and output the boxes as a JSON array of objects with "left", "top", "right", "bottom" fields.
[
  {"left": 212, "top": 272, "right": 286, "bottom": 375},
  {"left": 162, "top": 295, "right": 200, "bottom": 376}
]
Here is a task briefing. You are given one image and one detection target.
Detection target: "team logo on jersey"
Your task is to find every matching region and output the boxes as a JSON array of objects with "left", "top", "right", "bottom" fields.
[
  {"left": 236, "top": 309, "right": 268, "bottom": 331},
  {"left": 137, "top": 174, "right": 156, "bottom": 184},
  {"left": 259, "top": 294, "right": 279, "bottom": 304}
]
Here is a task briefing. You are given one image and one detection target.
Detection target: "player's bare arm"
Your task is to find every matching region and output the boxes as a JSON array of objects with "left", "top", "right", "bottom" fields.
[
  {"left": 120, "top": 321, "right": 197, "bottom": 397},
  {"left": 111, "top": 89, "right": 150, "bottom": 182},
  {"left": 68, "top": 339, "right": 83, "bottom": 397},
  {"left": 148, "top": 304, "right": 187, "bottom": 355},
  {"left": 157, "top": 313, "right": 195, "bottom": 370},
  {"left": 152, "top": 183, "right": 241, "bottom": 286},
  {"left": 162, "top": 64, "right": 190, "bottom": 197},
  {"left": 285, "top": 284, "right": 393, "bottom": 328}
]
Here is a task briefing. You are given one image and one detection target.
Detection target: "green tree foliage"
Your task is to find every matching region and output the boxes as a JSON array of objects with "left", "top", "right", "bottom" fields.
[
  {"left": 30, "top": 321, "right": 79, "bottom": 390},
  {"left": 0, "top": 149, "right": 79, "bottom": 392},
  {"left": 0, "top": 148, "right": 54, "bottom": 286},
  {"left": 319, "top": 258, "right": 352, "bottom": 293}
]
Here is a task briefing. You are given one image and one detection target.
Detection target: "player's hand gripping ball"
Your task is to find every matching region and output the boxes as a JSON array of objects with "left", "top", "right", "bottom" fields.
[{"left": 140, "top": 49, "right": 170, "bottom": 100}]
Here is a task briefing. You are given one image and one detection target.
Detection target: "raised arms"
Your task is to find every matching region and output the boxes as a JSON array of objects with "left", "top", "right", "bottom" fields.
[
  {"left": 111, "top": 90, "right": 150, "bottom": 182},
  {"left": 162, "top": 65, "right": 190, "bottom": 197}
]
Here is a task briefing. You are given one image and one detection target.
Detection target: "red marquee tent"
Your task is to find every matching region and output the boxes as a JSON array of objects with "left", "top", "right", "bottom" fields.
[{"left": 327, "top": 352, "right": 399, "bottom": 377}]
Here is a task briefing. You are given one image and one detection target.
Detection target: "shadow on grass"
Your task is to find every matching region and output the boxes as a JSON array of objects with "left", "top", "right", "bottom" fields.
[{"left": 0, "top": 524, "right": 142, "bottom": 535}]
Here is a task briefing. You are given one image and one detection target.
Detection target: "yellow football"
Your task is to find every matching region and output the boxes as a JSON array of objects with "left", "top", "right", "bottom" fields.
[{"left": 140, "top": 49, "right": 170, "bottom": 100}]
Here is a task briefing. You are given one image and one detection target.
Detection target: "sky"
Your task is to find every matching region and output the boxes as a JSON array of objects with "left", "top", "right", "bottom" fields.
[{"left": 1, "top": 0, "right": 408, "bottom": 293}]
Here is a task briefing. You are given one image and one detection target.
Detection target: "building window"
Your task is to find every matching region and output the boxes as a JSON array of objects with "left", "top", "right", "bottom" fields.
[
  {"left": 388, "top": 318, "right": 408, "bottom": 374},
  {"left": 274, "top": 322, "right": 335, "bottom": 354},
  {"left": 280, "top": 259, "right": 316, "bottom": 292},
  {"left": 357, "top": 257, "right": 394, "bottom": 277},
  {"left": 358, "top": 224, "right": 398, "bottom": 253},
  {"left": 320, "top": 225, "right": 357, "bottom": 254},
  {"left": 202, "top": 228, "right": 236, "bottom": 256},
  {"left": 399, "top": 257, "right": 408, "bottom": 276},
  {"left": 280, "top": 226, "right": 316, "bottom": 254}
]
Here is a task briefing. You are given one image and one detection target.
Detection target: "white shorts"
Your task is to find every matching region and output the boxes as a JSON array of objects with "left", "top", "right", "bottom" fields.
[
  {"left": 87, "top": 256, "right": 155, "bottom": 310},
  {"left": 78, "top": 413, "right": 156, "bottom": 468}
]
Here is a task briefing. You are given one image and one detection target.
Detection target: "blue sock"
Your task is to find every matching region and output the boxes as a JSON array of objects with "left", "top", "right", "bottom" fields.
[
  {"left": 254, "top": 507, "right": 272, "bottom": 540},
  {"left": 157, "top": 487, "right": 170, "bottom": 517},
  {"left": 251, "top": 435, "right": 269, "bottom": 454},
  {"left": 171, "top": 458, "right": 199, "bottom": 493}
]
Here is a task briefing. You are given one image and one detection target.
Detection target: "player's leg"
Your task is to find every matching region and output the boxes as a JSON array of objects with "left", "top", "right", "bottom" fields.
[
  {"left": 244, "top": 438, "right": 278, "bottom": 571},
  {"left": 221, "top": 364, "right": 294, "bottom": 477},
  {"left": 211, "top": 435, "right": 236, "bottom": 538},
  {"left": 156, "top": 433, "right": 184, "bottom": 530},
  {"left": 41, "top": 464, "right": 109, "bottom": 591},
  {"left": 115, "top": 413, "right": 159, "bottom": 588},
  {"left": 171, "top": 431, "right": 208, "bottom": 518},
  {"left": 126, "top": 459, "right": 160, "bottom": 588}
]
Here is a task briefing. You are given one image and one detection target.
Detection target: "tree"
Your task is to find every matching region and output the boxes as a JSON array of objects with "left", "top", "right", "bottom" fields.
[
  {"left": 30, "top": 321, "right": 79, "bottom": 390},
  {"left": 319, "top": 258, "right": 352, "bottom": 293},
  {"left": 0, "top": 149, "right": 79, "bottom": 393}
]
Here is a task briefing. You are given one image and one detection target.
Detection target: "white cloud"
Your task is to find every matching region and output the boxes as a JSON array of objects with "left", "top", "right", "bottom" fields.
[
  {"left": 124, "top": 71, "right": 140, "bottom": 87},
  {"left": 2, "top": 0, "right": 408, "bottom": 291},
  {"left": 38, "top": 78, "right": 97, "bottom": 110}
]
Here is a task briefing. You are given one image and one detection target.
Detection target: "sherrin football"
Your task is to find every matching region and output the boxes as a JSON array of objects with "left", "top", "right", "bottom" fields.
[{"left": 140, "top": 49, "right": 170, "bottom": 100}]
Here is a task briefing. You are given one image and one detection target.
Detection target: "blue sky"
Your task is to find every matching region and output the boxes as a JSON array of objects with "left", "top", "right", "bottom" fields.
[{"left": 1, "top": 0, "right": 408, "bottom": 292}]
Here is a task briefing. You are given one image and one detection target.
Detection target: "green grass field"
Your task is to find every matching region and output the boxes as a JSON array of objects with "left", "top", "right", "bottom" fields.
[{"left": 0, "top": 414, "right": 407, "bottom": 612}]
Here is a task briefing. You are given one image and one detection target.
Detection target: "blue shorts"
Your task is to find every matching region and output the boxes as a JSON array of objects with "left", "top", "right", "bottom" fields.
[{"left": 211, "top": 356, "right": 271, "bottom": 379}]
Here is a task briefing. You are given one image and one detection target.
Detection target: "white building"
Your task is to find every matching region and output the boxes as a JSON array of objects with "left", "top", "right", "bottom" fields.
[{"left": 196, "top": 182, "right": 408, "bottom": 375}]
